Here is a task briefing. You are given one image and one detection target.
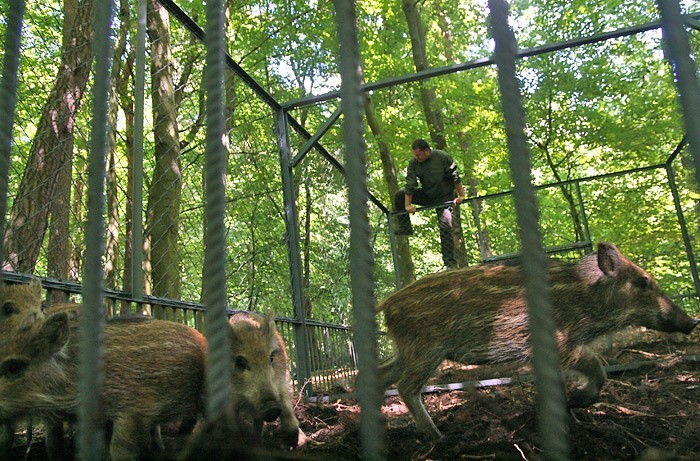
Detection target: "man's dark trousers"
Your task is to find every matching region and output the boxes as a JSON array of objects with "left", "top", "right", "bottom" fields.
[{"left": 393, "top": 189, "right": 456, "bottom": 269}]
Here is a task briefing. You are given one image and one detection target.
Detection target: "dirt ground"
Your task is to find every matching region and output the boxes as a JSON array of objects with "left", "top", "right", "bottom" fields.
[{"left": 7, "top": 328, "right": 700, "bottom": 461}]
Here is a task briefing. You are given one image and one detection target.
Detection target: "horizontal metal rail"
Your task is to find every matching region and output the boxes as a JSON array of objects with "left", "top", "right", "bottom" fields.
[
  {"left": 155, "top": 0, "right": 389, "bottom": 215},
  {"left": 282, "top": 11, "right": 700, "bottom": 110}
]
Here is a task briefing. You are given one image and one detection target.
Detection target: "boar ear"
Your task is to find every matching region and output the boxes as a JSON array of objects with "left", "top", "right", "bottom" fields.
[
  {"left": 29, "top": 276, "right": 42, "bottom": 297},
  {"left": 33, "top": 312, "right": 71, "bottom": 355},
  {"left": 262, "top": 310, "right": 276, "bottom": 335},
  {"left": 597, "top": 242, "right": 624, "bottom": 277}
]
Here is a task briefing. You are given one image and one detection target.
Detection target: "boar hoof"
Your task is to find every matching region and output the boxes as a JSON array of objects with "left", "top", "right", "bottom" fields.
[
  {"left": 566, "top": 391, "right": 600, "bottom": 409},
  {"left": 294, "top": 428, "right": 307, "bottom": 448},
  {"left": 415, "top": 423, "right": 443, "bottom": 440},
  {"left": 281, "top": 427, "right": 305, "bottom": 449}
]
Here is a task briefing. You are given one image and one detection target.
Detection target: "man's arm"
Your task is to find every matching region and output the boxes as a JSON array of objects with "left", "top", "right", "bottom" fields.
[
  {"left": 405, "top": 160, "right": 418, "bottom": 212},
  {"left": 405, "top": 193, "right": 416, "bottom": 213},
  {"left": 441, "top": 152, "right": 465, "bottom": 206},
  {"left": 453, "top": 181, "right": 466, "bottom": 206}
]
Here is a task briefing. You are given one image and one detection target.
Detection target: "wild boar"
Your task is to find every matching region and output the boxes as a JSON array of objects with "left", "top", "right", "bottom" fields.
[
  {"left": 377, "top": 242, "right": 699, "bottom": 439},
  {"left": 0, "top": 276, "right": 44, "bottom": 454},
  {"left": 0, "top": 277, "right": 44, "bottom": 338},
  {"left": 0, "top": 312, "right": 207, "bottom": 460},
  {"left": 177, "top": 406, "right": 314, "bottom": 461},
  {"left": 228, "top": 311, "right": 304, "bottom": 448}
]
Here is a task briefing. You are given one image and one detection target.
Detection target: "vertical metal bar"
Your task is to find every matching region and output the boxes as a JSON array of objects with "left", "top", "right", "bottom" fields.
[
  {"left": 78, "top": 0, "right": 116, "bottom": 459},
  {"left": 0, "top": 0, "right": 25, "bottom": 274},
  {"left": 332, "top": 1, "right": 385, "bottom": 460},
  {"left": 666, "top": 165, "right": 700, "bottom": 295},
  {"left": 487, "top": 1, "right": 570, "bottom": 460},
  {"left": 131, "top": 0, "right": 147, "bottom": 301},
  {"left": 274, "top": 107, "right": 313, "bottom": 396},
  {"left": 307, "top": 325, "right": 320, "bottom": 389},
  {"left": 657, "top": 0, "right": 700, "bottom": 189},
  {"left": 203, "top": 0, "right": 232, "bottom": 419}
]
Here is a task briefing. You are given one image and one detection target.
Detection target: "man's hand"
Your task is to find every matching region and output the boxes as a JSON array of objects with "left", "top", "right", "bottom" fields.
[
  {"left": 406, "top": 204, "right": 417, "bottom": 213},
  {"left": 453, "top": 196, "right": 465, "bottom": 206}
]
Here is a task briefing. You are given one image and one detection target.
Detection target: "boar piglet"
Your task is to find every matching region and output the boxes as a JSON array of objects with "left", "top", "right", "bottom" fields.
[
  {"left": 0, "top": 277, "right": 44, "bottom": 340},
  {"left": 178, "top": 406, "right": 316, "bottom": 461},
  {"left": 0, "top": 276, "right": 44, "bottom": 454},
  {"left": 377, "top": 242, "right": 699, "bottom": 439},
  {"left": 0, "top": 312, "right": 207, "bottom": 461},
  {"left": 228, "top": 311, "right": 304, "bottom": 448}
]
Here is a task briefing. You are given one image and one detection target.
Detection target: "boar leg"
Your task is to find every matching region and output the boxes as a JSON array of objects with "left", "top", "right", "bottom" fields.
[
  {"left": 564, "top": 345, "right": 606, "bottom": 408},
  {"left": 110, "top": 414, "right": 153, "bottom": 461},
  {"left": 0, "top": 420, "right": 15, "bottom": 455},
  {"left": 44, "top": 418, "right": 66, "bottom": 461},
  {"left": 396, "top": 351, "right": 444, "bottom": 439},
  {"left": 377, "top": 355, "right": 404, "bottom": 391},
  {"left": 278, "top": 398, "right": 302, "bottom": 448}
]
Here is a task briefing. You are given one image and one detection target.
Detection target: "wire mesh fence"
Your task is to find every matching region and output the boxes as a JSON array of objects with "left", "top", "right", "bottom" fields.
[{"left": 1, "top": 0, "right": 700, "bottom": 459}]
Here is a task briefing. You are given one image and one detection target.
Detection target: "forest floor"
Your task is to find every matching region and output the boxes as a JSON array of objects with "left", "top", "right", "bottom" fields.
[
  {"left": 293, "top": 328, "right": 700, "bottom": 461},
  {"left": 8, "top": 328, "right": 700, "bottom": 461}
]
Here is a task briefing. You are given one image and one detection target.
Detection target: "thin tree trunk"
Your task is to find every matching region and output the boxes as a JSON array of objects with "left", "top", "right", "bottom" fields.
[
  {"left": 436, "top": 4, "right": 478, "bottom": 266},
  {"left": 401, "top": 0, "right": 445, "bottom": 149},
  {"left": 105, "top": 0, "right": 131, "bottom": 293},
  {"left": 364, "top": 94, "right": 415, "bottom": 285},
  {"left": 118, "top": 45, "right": 136, "bottom": 315},
  {"left": 530, "top": 92, "right": 584, "bottom": 242},
  {"left": 402, "top": 0, "right": 470, "bottom": 268},
  {"left": 4, "top": 0, "right": 95, "bottom": 273}
]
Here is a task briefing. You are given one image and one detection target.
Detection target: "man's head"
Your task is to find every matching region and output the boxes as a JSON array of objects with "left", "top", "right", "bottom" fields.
[{"left": 411, "top": 138, "right": 431, "bottom": 163}]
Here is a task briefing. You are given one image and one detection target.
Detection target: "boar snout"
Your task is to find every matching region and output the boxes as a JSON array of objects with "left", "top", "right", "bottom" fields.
[
  {"left": 678, "top": 317, "right": 700, "bottom": 335},
  {"left": 687, "top": 318, "right": 700, "bottom": 334},
  {"left": 654, "top": 298, "right": 700, "bottom": 334}
]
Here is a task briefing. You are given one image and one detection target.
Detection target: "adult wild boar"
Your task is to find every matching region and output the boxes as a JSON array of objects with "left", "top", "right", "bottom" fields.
[
  {"left": 0, "top": 312, "right": 207, "bottom": 460},
  {"left": 228, "top": 311, "right": 304, "bottom": 448},
  {"left": 377, "top": 242, "right": 699, "bottom": 439}
]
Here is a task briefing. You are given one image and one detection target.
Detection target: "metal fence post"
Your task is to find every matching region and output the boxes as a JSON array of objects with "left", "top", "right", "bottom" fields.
[
  {"left": 203, "top": 0, "right": 232, "bottom": 419},
  {"left": 488, "top": 1, "right": 570, "bottom": 459},
  {"left": 274, "top": 107, "right": 313, "bottom": 396},
  {"left": 0, "top": 0, "right": 25, "bottom": 273},
  {"left": 78, "top": 0, "right": 116, "bottom": 458},
  {"left": 657, "top": 0, "right": 700, "bottom": 188},
  {"left": 333, "top": 0, "right": 386, "bottom": 459}
]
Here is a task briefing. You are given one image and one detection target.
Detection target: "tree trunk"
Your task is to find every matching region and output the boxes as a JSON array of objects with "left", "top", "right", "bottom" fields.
[
  {"left": 436, "top": 3, "right": 484, "bottom": 265},
  {"left": 4, "top": 0, "right": 95, "bottom": 273},
  {"left": 104, "top": 0, "right": 130, "bottom": 292},
  {"left": 402, "top": 0, "right": 470, "bottom": 268},
  {"left": 118, "top": 45, "right": 136, "bottom": 315},
  {"left": 146, "top": 0, "right": 182, "bottom": 302},
  {"left": 45, "top": 0, "right": 81, "bottom": 303},
  {"left": 401, "top": 0, "right": 445, "bottom": 149},
  {"left": 364, "top": 94, "right": 415, "bottom": 286},
  {"left": 531, "top": 93, "right": 585, "bottom": 242}
]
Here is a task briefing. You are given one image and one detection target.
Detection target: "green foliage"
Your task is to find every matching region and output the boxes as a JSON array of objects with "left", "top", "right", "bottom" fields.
[{"left": 3, "top": 0, "right": 699, "bottom": 328}]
